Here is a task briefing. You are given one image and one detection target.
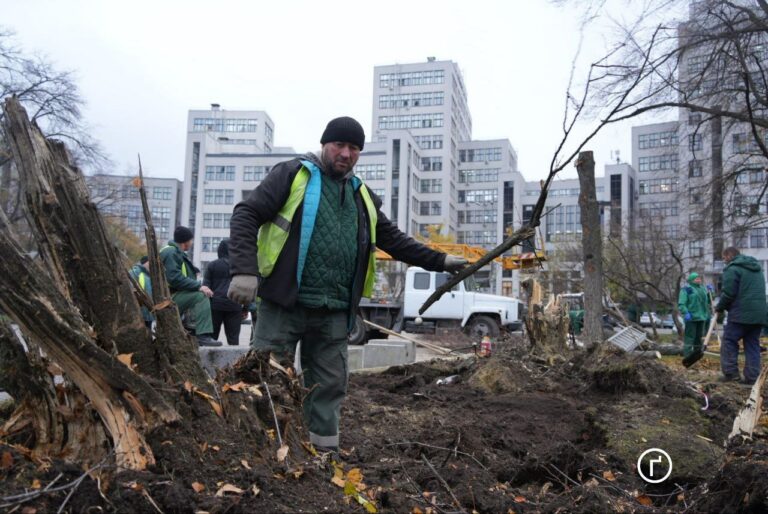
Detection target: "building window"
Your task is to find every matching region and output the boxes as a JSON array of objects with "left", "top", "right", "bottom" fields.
[
  {"left": 419, "top": 179, "right": 442, "bottom": 194},
  {"left": 732, "top": 132, "right": 762, "bottom": 153},
  {"left": 412, "top": 135, "right": 444, "bottom": 150},
  {"left": 638, "top": 130, "right": 678, "bottom": 149},
  {"left": 379, "top": 70, "right": 445, "bottom": 88},
  {"left": 421, "top": 156, "right": 443, "bottom": 171},
  {"left": 378, "top": 91, "right": 444, "bottom": 109},
  {"left": 638, "top": 177, "right": 679, "bottom": 194},
  {"left": 378, "top": 113, "right": 444, "bottom": 130},
  {"left": 203, "top": 189, "right": 234, "bottom": 205},
  {"left": 458, "top": 189, "right": 497, "bottom": 204},
  {"left": 458, "top": 209, "right": 496, "bottom": 224},
  {"left": 638, "top": 154, "right": 678, "bottom": 172},
  {"left": 688, "top": 133, "right": 703, "bottom": 151},
  {"left": 419, "top": 201, "right": 442, "bottom": 216},
  {"left": 458, "top": 147, "right": 502, "bottom": 162},
  {"left": 202, "top": 213, "right": 231, "bottom": 228},
  {"left": 201, "top": 236, "right": 226, "bottom": 253},
  {"left": 689, "top": 240, "right": 704, "bottom": 257},
  {"left": 192, "top": 118, "right": 259, "bottom": 133},
  {"left": 458, "top": 168, "right": 500, "bottom": 183},
  {"left": 243, "top": 166, "right": 269, "bottom": 181},
  {"left": 120, "top": 185, "right": 140, "bottom": 199},
  {"left": 639, "top": 201, "right": 678, "bottom": 217},
  {"left": 205, "top": 166, "right": 235, "bottom": 181},
  {"left": 750, "top": 229, "right": 766, "bottom": 248},
  {"left": 151, "top": 206, "right": 171, "bottom": 220},
  {"left": 356, "top": 164, "right": 386, "bottom": 180},
  {"left": 152, "top": 186, "right": 172, "bottom": 200},
  {"left": 688, "top": 113, "right": 703, "bottom": 125},
  {"left": 688, "top": 160, "right": 703, "bottom": 177}
]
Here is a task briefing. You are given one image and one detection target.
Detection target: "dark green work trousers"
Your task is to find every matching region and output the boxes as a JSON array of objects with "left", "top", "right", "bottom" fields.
[
  {"left": 172, "top": 290, "right": 214, "bottom": 336},
  {"left": 683, "top": 319, "right": 707, "bottom": 359},
  {"left": 253, "top": 300, "right": 349, "bottom": 449}
]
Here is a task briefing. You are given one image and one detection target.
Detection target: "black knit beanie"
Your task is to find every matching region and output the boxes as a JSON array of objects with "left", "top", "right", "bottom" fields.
[
  {"left": 320, "top": 116, "right": 365, "bottom": 150},
  {"left": 174, "top": 226, "right": 194, "bottom": 243}
]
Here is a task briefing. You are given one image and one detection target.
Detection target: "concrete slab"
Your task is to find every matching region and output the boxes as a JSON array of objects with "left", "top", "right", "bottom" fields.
[
  {"left": 363, "top": 340, "right": 416, "bottom": 369},
  {"left": 348, "top": 346, "right": 364, "bottom": 371},
  {"left": 198, "top": 346, "right": 249, "bottom": 375}
]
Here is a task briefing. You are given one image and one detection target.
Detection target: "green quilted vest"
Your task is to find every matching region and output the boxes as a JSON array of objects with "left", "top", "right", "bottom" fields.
[{"left": 297, "top": 174, "right": 359, "bottom": 310}]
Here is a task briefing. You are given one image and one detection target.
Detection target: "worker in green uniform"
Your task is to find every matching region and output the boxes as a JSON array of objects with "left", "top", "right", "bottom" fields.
[
  {"left": 227, "top": 117, "right": 468, "bottom": 453},
  {"left": 129, "top": 255, "right": 154, "bottom": 329},
  {"left": 160, "top": 226, "right": 221, "bottom": 347},
  {"left": 678, "top": 272, "right": 711, "bottom": 367}
]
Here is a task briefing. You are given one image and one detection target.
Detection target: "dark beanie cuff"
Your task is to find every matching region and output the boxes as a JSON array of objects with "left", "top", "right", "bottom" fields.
[
  {"left": 320, "top": 116, "right": 365, "bottom": 150},
  {"left": 174, "top": 226, "right": 194, "bottom": 243}
]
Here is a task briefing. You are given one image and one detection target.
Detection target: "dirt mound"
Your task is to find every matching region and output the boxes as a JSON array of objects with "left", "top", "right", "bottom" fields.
[{"left": 0, "top": 345, "right": 764, "bottom": 513}]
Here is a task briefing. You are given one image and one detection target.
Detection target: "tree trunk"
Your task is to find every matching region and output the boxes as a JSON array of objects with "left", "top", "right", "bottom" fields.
[
  {"left": 3, "top": 98, "right": 156, "bottom": 373},
  {"left": 576, "top": 151, "right": 604, "bottom": 347},
  {"left": 0, "top": 97, "right": 189, "bottom": 470}
]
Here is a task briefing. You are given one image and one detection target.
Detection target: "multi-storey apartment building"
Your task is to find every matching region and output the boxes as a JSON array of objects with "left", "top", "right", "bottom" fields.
[{"left": 87, "top": 174, "right": 182, "bottom": 243}]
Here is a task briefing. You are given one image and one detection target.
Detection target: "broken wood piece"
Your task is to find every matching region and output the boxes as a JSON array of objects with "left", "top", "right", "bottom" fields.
[
  {"left": 362, "top": 320, "right": 454, "bottom": 355},
  {"left": 728, "top": 363, "right": 768, "bottom": 442}
]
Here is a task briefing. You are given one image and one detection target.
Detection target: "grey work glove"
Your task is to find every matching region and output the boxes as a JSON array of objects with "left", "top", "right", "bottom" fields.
[
  {"left": 444, "top": 255, "right": 469, "bottom": 274},
  {"left": 227, "top": 274, "right": 259, "bottom": 305}
]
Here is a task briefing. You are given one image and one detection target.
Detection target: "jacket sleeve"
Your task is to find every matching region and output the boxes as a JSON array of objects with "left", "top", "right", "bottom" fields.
[
  {"left": 678, "top": 288, "right": 689, "bottom": 316},
  {"left": 229, "top": 160, "right": 301, "bottom": 276},
  {"left": 161, "top": 249, "right": 201, "bottom": 291},
  {"left": 369, "top": 189, "right": 447, "bottom": 272},
  {"left": 716, "top": 267, "right": 739, "bottom": 312}
]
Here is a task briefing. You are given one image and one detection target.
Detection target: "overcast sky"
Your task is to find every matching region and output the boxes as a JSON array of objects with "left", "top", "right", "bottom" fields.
[{"left": 3, "top": 0, "right": 671, "bottom": 182}]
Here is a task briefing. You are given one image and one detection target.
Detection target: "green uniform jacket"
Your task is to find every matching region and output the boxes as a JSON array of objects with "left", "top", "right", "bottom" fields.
[
  {"left": 160, "top": 241, "right": 201, "bottom": 293},
  {"left": 129, "top": 264, "right": 154, "bottom": 322},
  {"left": 678, "top": 274, "right": 710, "bottom": 321},
  {"left": 716, "top": 254, "right": 768, "bottom": 325}
]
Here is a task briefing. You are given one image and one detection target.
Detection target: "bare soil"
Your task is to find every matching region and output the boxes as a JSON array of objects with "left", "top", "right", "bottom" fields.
[{"left": 1, "top": 338, "right": 766, "bottom": 513}]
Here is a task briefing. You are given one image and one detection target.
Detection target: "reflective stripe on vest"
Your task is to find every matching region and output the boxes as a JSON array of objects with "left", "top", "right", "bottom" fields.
[
  {"left": 138, "top": 272, "right": 147, "bottom": 290},
  {"left": 355, "top": 179, "right": 378, "bottom": 298},
  {"left": 257, "top": 163, "right": 378, "bottom": 297}
]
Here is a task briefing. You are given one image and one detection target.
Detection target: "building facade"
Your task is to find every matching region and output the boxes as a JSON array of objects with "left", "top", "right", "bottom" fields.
[{"left": 87, "top": 174, "right": 182, "bottom": 243}]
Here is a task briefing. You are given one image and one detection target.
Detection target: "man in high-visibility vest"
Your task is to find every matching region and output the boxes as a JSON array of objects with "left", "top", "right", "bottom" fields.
[
  {"left": 228, "top": 116, "right": 468, "bottom": 454},
  {"left": 160, "top": 226, "right": 221, "bottom": 347},
  {"left": 129, "top": 255, "right": 154, "bottom": 329}
]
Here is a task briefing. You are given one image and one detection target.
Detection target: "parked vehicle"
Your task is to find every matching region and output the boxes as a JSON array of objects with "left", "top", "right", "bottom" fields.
[
  {"left": 351, "top": 267, "right": 524, "bottom": 345},
  {"left": 660, "top": 314, "right": 683, "bottom": 329},
  {"left": 639, "top": 312, "right": 663, "bottom": 327}
]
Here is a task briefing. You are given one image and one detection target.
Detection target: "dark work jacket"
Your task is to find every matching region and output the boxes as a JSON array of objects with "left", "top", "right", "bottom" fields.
[
  {"left": 229, "top": 153, "right": 448, "bottom": 321},
  {"left": 204, "top": 239, "right": 243, "bottom": 312},
  {"left": 717, "top": 254, "right": 768, "bottom": 325}
]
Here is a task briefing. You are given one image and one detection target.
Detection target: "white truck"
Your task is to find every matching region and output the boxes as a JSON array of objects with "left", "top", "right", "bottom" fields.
[{"left": 351, "top": 266, "right": 524, "bottom": 344}]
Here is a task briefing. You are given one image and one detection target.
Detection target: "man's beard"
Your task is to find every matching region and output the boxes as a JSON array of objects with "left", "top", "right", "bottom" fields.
[{"left": 321, "top": 153, "right": 350, "bottom": 178}]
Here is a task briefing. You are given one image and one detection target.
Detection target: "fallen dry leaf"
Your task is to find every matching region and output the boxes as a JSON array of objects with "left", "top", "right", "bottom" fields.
[
  {"left": 183, "top": 381, "right": 194, "bottom": 393},
  {"left": 346, "top": 468, "right": 366, "bottom": 491},
  {"left": 117, "top": 353, "right": 134, "bottom": 368},
  {"left": 222, "top": 381, "right": 249, "bottom": 393},
  {"left": 1, "top": 451, "right": 13, "bottom": 469},
  {"left": 603, "top": 470, "right": 617, "bottom": 481},
  {"left": 154, "top": 299, "right": 173, "bottom": 311},
  {"left": 252, "top": 484, "right": 261, "bottom": 496},
  {"left": 191, "top": 482, "right": 205, "bottom": 493},
  {"left": 585, "top": 477, "right": 599, "bottom": 488},
  {"left": 637, "top": 495, "right": 653, "bottom": 506},
  {"left": 266, "top": 429, "right": 276, "bottom": 440},
  {"left": 514, "top": 495, "right": 527, "bottom": 503},
  {"left": 277, "top": 444, "right": 289, "bottom": 462},
  {"left": 292, "top": 468, "right": 305, "bottom": 480},
  {"left": 161, "top": 440, "right": 173, "bottom": 446},
  {"left": 215, "top": 483, "right": 244, "bottom": 497},
  {"left": 240, "top": 459, "right": 251, "bottom": 470},
  {"left": 211, "top": 445, "right": 220, "bottom": 452},
  {"left": 31, "top": 479, "right": 42, "bottom": 489},
  {"left": 247, "top": 385, "right": 263, "bottom": 397},
  {"left": 412, "top": 508, "right": 424, "bottom": 514},
  {"left": 128, "top": 481, "right": 144, "bottom": 492},
  {"left": 200, "top": 441, "right": 208, "bottom": 453},
  {"left": 21, "top": 507, "right": 37, "bottom": 514},
  {"left": 332, "top": 476, "right": 346, "bottom": 488}
]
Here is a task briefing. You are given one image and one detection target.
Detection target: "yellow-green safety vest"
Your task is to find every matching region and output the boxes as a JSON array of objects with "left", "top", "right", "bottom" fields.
[{"left": 257, "top": 161, "right": 378, "bottom": 297}]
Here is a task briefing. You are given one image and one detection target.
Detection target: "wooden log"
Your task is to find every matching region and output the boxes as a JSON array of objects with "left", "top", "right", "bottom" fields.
[{"left": 2, "top": 97, "right": 156, "bottom": 372}]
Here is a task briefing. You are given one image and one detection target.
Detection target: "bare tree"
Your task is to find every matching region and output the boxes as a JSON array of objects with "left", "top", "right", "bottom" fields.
[{"left": 0, "top": 29, "right": 110, "bottom": 229}]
